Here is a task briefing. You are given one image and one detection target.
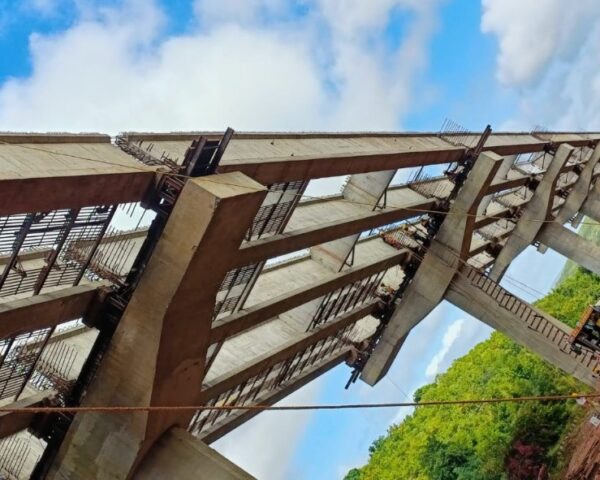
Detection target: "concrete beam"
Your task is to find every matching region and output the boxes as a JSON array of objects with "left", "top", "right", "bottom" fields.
[
  {"left": 0, "top": 391, "right": 56, "bottom": 439},
  {"left": 0, "top": 285, "right": 99, "bottom": 340},
  {"left": 490, "top": 144, "right": 574, "bottom": 281},
  {"left": 218, "top": 147, "right": 465, "bottom": 184},
  {"left": 446, "top": 267, "right": 597, "bottom": 387},
  {"left": 537, "top": 222, "right": 600, "bottom": 276},
  {"left": 0, "top": 141, "right": 155, "bottom": 215},
  {"left": 134, "top": 427, "right": 255, "bottom": 480},
  {"left": 211, "top": 252, "right": 406, "bottom": 342},
  {"left": 361, "top": 151, "right": 504, "bottom": 385},
  {"left": 236, "top": 200, "right": 434, "bottom": 266},
  {"left": 48, "top": 172, "right": 267, "bottom": 480},
  {"left": 199, "top": 353, "right": 345, "bottom": 444},
  {"left": 311, "top": 170, "right": 397, "bottom": 271},
  {"left": 202, "top": 301, "right": 377, "bottom": 401}
]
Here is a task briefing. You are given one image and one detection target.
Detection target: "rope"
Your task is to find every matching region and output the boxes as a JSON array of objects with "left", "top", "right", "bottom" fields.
[{"left": 2, "top": 392, "right": 597, "bottom": 415}]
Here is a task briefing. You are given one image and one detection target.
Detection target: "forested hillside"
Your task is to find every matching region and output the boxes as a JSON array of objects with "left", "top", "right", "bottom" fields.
[{"left": 346, "top": 225, "right": 600, "bottom": 480}]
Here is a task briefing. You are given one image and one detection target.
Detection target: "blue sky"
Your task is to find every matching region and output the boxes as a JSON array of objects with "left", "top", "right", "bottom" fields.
[{"left": 1, "top": 0, "right": 599, "bottom": 478}]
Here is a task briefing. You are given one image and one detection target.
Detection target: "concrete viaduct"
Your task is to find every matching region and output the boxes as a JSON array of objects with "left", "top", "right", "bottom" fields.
[{"left": 0, "top": 129, "right": 600, "bottom": 478}]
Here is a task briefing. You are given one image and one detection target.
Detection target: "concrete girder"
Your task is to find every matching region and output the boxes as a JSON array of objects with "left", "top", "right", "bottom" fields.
[
  {"left": 478, "top": 154, "right": 518, "bottom": 215},
  {"left": 48, "top": 172, "right": 267, "bottom": 480},
  {"left": 219, "top": 148, "right": 463, "bottom": 184},
  {"left": 361, "top": 151, "right": 504, "bottom": 386},
  {"left": 202, "top": 301, "right": 377, "bottom": 401},
  {"left": 537, "top": 222, "right": 600, "bottom": 276},
  {"left": 446, "top": 267, "right": 597, "bottom": 387},
  {"left": 489, "top": 144, "right": 574, "bottom": 282},
  {"left": 134, "top": 428, "right": 255, "bottom": 480},
  {"left": 236, "top": 198, "right": 434, "bottom": 267},
  {"left": 0, "top": 284, "right": 99, "bottom": 340},
  {"left": 0, "top": 137, "right": 155, "bottom": 216},
  {"left": 311, "top": 170, "right": 397, "bottom": 272},
  {"left": 211, "top": 251, "right": 407, "bottom": 342},
  {"left": 0, "top": 391, "right": 56, "bottom": 440},
  {"left": 120, "top": 131, "right": 598, "bottom": 184}
]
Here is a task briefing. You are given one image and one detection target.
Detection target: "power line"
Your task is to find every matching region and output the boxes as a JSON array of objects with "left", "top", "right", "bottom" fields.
[{"left": 1, "top": 392, "right": 596, "bottom": 415}]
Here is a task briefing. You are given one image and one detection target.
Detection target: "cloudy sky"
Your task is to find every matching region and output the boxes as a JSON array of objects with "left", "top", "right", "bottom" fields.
[{"left": 1, "top": 0, "right": 599, "bottom": 478}]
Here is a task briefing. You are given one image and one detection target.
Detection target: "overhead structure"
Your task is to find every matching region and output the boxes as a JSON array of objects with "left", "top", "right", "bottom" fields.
[{"left": 0, "top": 129, "right": 599, "bottom": 478}]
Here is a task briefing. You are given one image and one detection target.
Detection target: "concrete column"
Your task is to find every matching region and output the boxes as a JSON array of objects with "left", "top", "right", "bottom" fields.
[
  {"left": 477, "top": 154, "right": 516, "bottom": 215},
  {"left": 537, "top": 222, "right": 600, "bottom": 276},
  {"left": 361, "top": 151, "right": 504, "bottom": 386},
  {"left": 581, "top": 179, "right": 600, "bottom": 223},
  {"left": 311, "top": 170, "right": 396, "bottom": 271},
  {"left": 555, "top": 144, "right": 600, "bottom": 224},
  {"left": 48, "top": 172, "right": 267, "bottom": 480},
  {"left": 446, "top": 270, "right": 596, "bottom": 387},
  {"left": 134, "top": 428, "right": 255, "bottom": 480},
  {"left": 490, "top": 144, "right": 574, "bottom": 281}
]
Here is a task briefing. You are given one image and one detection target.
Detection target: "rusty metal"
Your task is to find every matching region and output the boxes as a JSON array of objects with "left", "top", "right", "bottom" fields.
[{"left": 0, "top": 436, "right": 30, "bottom": 479}]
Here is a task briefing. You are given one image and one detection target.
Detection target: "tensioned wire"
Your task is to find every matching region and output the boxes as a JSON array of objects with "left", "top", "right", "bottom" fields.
[{"left": 0, "top": 393, "right": 596, "bottom": 415}]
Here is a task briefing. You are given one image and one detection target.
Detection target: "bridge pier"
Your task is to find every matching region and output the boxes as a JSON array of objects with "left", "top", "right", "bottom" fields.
[
  {"left": 134, "top": 428, "right": 255, "bottom": 480},
  {"left": 490, "top": 144, "right": 574, "bottom": 281},
  {"left": 48, "top": 172, "right": 267, "bottom": 479},
  {"left": 361, "top": 151, "right": 503, "bottom": 385}
]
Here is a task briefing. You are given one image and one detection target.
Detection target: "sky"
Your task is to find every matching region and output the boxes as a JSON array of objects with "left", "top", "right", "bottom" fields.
[{"left": 0, "top": 0, "right": 599, "bottom": 478}]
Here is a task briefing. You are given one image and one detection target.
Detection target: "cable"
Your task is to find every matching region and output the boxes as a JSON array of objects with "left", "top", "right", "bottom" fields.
[{"left": 0, "top": 392, "right": 596, "bottom": 415}]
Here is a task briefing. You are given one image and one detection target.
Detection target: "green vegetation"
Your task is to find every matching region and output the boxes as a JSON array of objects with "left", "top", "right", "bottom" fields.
[{"left": 345, "top": 224, "right": 600, "bottom": 480}]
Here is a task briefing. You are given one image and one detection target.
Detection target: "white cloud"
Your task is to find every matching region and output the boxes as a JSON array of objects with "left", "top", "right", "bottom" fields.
[
  {"left": 481, "top": 0, "right": 600, "bottom": 87},
  {"left": 425, "top": 318, "right": 464, "bottom": 378},
  {"left": 213, "top": 377, "right": 323, "bottom": 480},
  {"left": 482, "top": 0, "right": 600, "bottom": 130},
  {"left": 194, "top": 0, "right": 289, "bottom": 24},
  {"left": 0, "top": 0, "right": 442, "bottom": 134}
]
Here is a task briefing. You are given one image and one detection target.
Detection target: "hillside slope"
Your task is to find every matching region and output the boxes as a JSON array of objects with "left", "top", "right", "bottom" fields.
[{"left": 346, "top": 226, "right": 600, "bottom": 480}]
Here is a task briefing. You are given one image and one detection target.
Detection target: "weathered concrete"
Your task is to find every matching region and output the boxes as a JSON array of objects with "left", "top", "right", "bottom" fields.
[
  {"left": 490, "top": 144, "right": 574, "bottom": 281},
  {"left": 211, "top": 251, "right": 406, "bottom": 342},
  {"left": 311, "top": 170, "right": 396, "bottom": 271},
  {"left": 236, "top": 196, "right": 434, "bottom": 266},
  {"left": 0, "top": 136, "right": 155, "bottom": 215},
  {"left": 134, "top": 428, "right": 255, "bottom": 480},
  {"left": 361, "top": 151, "right": 504, "bottom": 385},
  {"left": 537, "top": 222, "right": 600, "bottom": 276},
  {"left": 0, "top": 285, "right": 99, "bottom": 339},
  {"left": 48, "top": 172, "right": 267, "bottom": 480},
  {"left": 203, "top": 301, "right": 377, "bottom": 400},
  {"left": 554, "top": 145, "right": 600, "bottom": 224}
]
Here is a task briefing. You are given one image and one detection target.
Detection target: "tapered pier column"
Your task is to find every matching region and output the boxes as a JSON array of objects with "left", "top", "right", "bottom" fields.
[
  {"left": 48, "top": 172, "right": 267, "bottom": 479},
  {"left": 361, "top": 151, "right": 503, "bottom": 385}
]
